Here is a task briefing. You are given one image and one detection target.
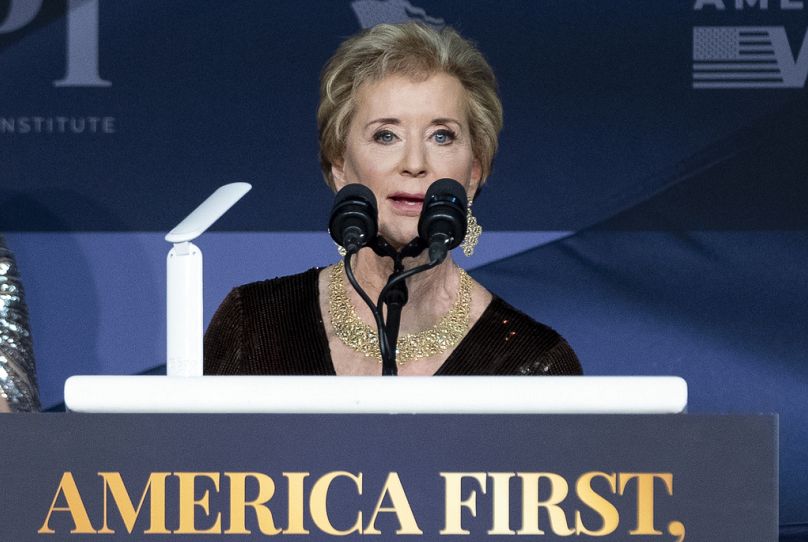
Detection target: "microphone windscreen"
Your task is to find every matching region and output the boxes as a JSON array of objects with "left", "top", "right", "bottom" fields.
[
  {"left": 418, "top": 179, "right": 468, "bottom": 250},
  {"left": 425, "top": 178, "right": 468, "bottom": 208},
  {"left": 329, "top": 183, "right": 378, "bottom": 249},
  {"left": 333, "top": 183, "right": 378, "bottom": 213}
]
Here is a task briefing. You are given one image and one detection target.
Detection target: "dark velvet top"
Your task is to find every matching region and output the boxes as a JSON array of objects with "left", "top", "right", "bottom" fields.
[{"left": 204, "top": 268, "right": 582, "bottom": 376}]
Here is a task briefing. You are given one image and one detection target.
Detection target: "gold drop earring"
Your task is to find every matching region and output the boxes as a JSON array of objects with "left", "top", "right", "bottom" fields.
[{"left": 460, "top": 200, "right": 482, "bottom": 257}]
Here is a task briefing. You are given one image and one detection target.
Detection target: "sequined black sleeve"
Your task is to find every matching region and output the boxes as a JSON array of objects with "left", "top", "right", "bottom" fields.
[
  {"left": 0, "top": 235, "right": 40, "bottom": 412},
  {"left": 516, "top": 336, "right": 582, "bottom": 376},
  {"left": 435, "top": 296, "right": 583, "bottom": 376},
  {"left": 203, "top": 270, "right": 336, "bottom": 375},
  {"left": 203, "top": 288, "right": 245, "bottom": 375}
]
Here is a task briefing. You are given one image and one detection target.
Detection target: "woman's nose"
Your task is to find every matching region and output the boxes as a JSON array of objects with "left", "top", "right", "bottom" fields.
[{"left": 399, "top": 140, "right": 428, "bottom": 178}]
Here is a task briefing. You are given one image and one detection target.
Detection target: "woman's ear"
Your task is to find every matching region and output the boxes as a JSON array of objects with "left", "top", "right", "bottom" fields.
[{"left": 331, "top": 159, "right": 347, "bottom": 190}]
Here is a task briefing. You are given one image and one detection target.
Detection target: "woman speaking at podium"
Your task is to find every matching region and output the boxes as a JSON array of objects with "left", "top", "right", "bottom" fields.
[{"left": 204, "top": 23, "right": 581, "bottom": 377}]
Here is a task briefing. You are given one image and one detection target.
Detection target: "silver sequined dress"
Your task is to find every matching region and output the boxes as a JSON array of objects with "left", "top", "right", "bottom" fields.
[{"left": 0, "top": 235, "right": 40, "bottom": 412}]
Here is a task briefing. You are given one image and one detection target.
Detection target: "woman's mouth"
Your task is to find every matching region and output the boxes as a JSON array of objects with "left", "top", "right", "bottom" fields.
[{"left": 388, "top": 193, "right": 424, "bottom": 215}]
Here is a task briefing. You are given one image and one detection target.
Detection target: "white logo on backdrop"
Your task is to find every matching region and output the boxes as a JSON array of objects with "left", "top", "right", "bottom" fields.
[
  {"left": 0, "top": 0, "right": 109, "bottom": 87},
  {"left": 693, "top": 0, "right": 806, "bottom": 9},
  {"left": 0, "top": 0, "right": 115, "bottom": 135},
  {"left": 692, "top": 1, "right": 807, "bottom": 89},
  {"left": 693, "top": 26, "right": 808, "bottom": 88},
  {"left": 351, "top": 0, "right": 444, "bottom": 29}
]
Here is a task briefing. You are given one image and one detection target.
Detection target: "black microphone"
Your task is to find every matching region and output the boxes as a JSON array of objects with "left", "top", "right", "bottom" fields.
[
  {"left": 417, "top": 179, "right": 468, "bottom": 264},
  {"left": 329, "top": 184, "right": 378, "bottom": 253}
]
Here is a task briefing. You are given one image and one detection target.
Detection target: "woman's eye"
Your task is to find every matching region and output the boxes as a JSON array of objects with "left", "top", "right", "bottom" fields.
[
  {"left": 433, "top": 129, "right": 456, "bottom": 145},
  {"left": 374, "top": 130, "right": 397, "bottom": 144}
]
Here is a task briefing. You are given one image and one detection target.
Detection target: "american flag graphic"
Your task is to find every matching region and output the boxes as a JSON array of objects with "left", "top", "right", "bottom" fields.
[{"left": 693, "top": 27, "right": 786, "bottom": 89}]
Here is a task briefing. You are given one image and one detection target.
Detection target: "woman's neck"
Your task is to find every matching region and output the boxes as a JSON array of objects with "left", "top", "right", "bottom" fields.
[{"left": 343, "top": 249, "right": 460, "bottom": 333}]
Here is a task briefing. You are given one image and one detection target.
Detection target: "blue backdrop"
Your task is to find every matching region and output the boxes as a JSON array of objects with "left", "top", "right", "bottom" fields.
[{"left": 1, "top": 0, "right": 806, "bottom": 524}]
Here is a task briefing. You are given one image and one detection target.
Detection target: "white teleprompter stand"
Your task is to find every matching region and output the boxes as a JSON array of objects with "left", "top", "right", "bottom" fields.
[{"left": 164, "top": 182, "right": 252, "bottom": 377}]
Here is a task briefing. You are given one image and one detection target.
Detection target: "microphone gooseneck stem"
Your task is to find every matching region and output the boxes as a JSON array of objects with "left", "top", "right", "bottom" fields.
[
  {"left": 342, "top": 226, "right": 365, "bottom": 253},
  {"left": 376, "top": 253, "right": 443, "bottom": 374},
  {"left": 428, "top": 235, "right": 451, "bottom": 264},
  {"left": 384, "top": 301, "right": 403, "bottom": 360},
  {"left": 343, "top": 251, "right": 395, "bottom": 374},
  {"left": 381, "top": 259, "right": 408, "bottom": 374}
]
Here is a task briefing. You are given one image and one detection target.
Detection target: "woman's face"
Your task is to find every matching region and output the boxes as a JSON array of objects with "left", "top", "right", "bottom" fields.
[{"left": 332, "top": 72, "right": 482, "bottom": 249}]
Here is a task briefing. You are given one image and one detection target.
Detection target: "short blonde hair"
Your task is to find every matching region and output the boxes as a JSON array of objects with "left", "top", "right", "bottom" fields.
[{"left": 317, "top": 23, "right": 503, "bottom": 190}]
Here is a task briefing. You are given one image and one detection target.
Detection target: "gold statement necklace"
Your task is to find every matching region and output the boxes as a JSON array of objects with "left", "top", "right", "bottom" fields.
[{"left": 329, "top": 260, "right": 472, "bottom": 364}]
